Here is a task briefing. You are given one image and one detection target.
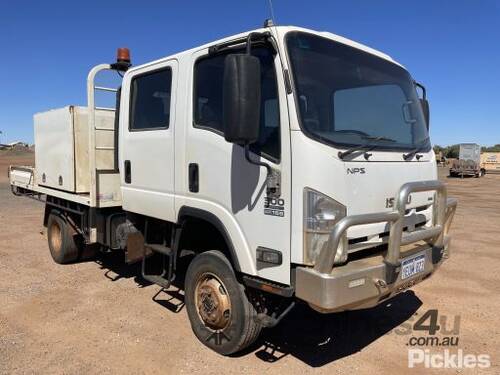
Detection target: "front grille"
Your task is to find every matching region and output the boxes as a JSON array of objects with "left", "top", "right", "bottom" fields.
[
  {"left": 347, "top": 220, "right": 428, "bottom": 253},
  {"left": 348, "top": 236, "right": 368, "bottom": 245},
  {"left": 405, "top": 204, "right": 431, "bottom": 215},
  {"left": 377, "top": 220, "right": 427, "bottom": 240}
]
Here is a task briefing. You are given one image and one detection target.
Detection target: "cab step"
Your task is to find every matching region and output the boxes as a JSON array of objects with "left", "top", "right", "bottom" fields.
[
  {"left": 141, "top": 243, "right": 175, "bottom": 289},
  {"left": 142, "top": 273, "right": 172, "bottom": 289},
  {"left": 145, "top": 243, "right": 173, "bottom": 256}
]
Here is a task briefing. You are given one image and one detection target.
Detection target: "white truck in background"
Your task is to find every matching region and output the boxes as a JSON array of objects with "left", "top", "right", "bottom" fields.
[
  {"left": 481, "top": 152, "right": 500, "bottom": 174},
  {"left": 9, "top": 23, "right": 457, "bottom": 355}
]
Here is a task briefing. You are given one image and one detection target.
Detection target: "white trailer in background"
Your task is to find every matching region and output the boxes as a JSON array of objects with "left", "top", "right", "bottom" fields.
[
  {"left": 450, "top": 143, "right": 484, "bottom": 177},
  {"left": 9, "top": 23, "right": 457, "bottom": 355}
]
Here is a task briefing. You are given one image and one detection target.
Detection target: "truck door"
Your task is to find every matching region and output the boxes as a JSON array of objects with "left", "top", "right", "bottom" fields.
[
  {"left": 120, "top": 60, "right": 177, "bottom": 222},
  {"left": 183, "top": 44, "right": 292, "bottom": 284}
]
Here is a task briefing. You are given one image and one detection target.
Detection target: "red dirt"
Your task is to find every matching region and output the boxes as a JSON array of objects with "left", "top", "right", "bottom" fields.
[{"left": 1, "top": 153, "right": 498, "bottom": 374}]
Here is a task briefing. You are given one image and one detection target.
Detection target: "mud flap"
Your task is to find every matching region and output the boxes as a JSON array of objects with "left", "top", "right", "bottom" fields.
[{"left": 125, "top": 231, "right": 150, "bottom": 264}]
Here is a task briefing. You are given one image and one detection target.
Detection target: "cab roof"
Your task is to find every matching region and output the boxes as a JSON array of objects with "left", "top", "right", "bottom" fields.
[{"left": 128, "top": 25, "right": 401, "bottom": 73}]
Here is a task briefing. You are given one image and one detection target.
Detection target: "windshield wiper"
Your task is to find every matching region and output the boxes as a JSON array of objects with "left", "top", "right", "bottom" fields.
[
  {"left": 338, "top": 136, "right": 396, "bottom": 160},
  {"left": 361, "top": 135, "right": 397, "bottom": 142},
  {"left": 403, "top": 146, "right": 425, "bottom": 161},
  {"left": 403, "top": 138, "right": 430, "bottom": 161}
]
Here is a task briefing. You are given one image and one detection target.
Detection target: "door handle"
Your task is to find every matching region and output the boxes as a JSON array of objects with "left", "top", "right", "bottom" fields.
[
  {"left": 189, "top": 163, "right": 199, "bottom": 193},
  {"left": 124, "top": 160, "right": 131, "bottom": 184}
]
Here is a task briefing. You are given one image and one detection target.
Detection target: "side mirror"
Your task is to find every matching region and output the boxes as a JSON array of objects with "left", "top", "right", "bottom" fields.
[
  {"left": 420, "top": 98, "right": 430, "bottom": 130},
  {"left": 223, "top": 54, "right": 261, "bottom": 144}
]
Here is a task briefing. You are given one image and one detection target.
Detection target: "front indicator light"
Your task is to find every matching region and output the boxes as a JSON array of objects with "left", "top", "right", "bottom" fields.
[{"left": 303, "top": 188, "right": 346, "bottom": 265}]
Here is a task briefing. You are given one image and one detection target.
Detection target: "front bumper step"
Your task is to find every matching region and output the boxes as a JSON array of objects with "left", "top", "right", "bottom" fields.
[{"left": 295, "top": 238, "right": 450, "bottom": 313}]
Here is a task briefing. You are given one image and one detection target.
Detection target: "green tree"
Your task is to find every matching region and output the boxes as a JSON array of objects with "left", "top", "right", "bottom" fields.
[
  {"left": 444, "top": 144, "right": 459, "bottom": 159},
  {"left": 482, "top": 144, "right": 500, "bottom": 152},
  {"left": 433, "top": 145, "right": 443, "bottom": 154}
]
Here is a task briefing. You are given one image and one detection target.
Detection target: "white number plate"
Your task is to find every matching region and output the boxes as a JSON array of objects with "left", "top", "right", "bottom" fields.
[{"left": 401, "top": 253, "right": 426, "bottom": 280}]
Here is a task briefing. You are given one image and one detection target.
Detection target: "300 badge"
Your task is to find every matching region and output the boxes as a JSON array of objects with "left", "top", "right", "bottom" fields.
[{"left": 264, "top": 197, "right": 285, "bottom": 217}]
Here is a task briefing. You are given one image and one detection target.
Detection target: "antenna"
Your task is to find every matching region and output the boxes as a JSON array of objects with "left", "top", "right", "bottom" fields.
[{"left": 267, "top": 0, "right": 277, "bottom": 25}]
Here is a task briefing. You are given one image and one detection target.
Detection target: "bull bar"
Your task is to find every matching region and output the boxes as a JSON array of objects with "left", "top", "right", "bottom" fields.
[{"left": 295, "top": 180, "right": 458, "bottom": 312}]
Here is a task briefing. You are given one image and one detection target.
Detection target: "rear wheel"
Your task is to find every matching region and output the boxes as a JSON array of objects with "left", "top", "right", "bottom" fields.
[
  {"left": 47, "top": 211, "right": 97, "bottom": 264},
  {"left": 47, "top": 212, "right": 79, "bottom": 264},
  {"left": 185, "top": 250, "right": 261, "bottom": 355}
]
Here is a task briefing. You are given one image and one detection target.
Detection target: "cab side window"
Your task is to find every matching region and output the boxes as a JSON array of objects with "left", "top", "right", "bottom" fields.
[
  {"left": 193, "top": 46, "right": 280, "bottom": 162},
  {"left": 130, "top": 68, "right": 172, "bottom": 130}
]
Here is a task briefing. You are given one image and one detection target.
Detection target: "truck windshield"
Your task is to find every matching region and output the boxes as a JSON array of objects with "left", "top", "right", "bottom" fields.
[{"left": 286, "top": 32, "right": 430, "bottom": 152}]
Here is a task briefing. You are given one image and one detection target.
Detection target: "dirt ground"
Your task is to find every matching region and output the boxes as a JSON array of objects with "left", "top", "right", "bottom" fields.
[{"left": 1, "top": 150, "right": 499, "bottom": 374}]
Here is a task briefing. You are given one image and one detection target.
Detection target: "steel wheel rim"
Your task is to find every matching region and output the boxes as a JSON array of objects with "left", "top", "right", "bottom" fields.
[
  {"left": 194, "top": 272, "right": 232, "bottom": 331},
  {"left": 49, "top": 220, "right": 62, "bottom": 254}
]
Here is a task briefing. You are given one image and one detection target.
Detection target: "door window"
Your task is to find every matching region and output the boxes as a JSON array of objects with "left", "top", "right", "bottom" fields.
[
  {"left": 193, "top": 46, "right": 281, "bottom": 162},
  {"left": 130, "top": 68, "right": 172, "bottom": 131}
]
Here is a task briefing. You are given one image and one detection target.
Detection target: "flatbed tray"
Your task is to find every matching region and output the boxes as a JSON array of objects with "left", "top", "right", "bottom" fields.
[{"left": 9, "top": 165, "right": 120, "bottom": 207}]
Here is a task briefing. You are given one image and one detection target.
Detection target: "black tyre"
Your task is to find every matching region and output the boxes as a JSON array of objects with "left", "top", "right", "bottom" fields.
[
  {"left": 184, "top": 250, "right": 261, "bottom": 355},
  {"left": 47, "top": 211, "right": 83, "bottom": 264}
]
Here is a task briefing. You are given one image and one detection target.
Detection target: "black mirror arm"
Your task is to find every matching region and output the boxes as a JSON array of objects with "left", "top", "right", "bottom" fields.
[
  {"left": 244, "top": 144, "right": 281, "bottom": 198},
  {"left": 244, "top": 143, "right": 272, "bottom": 176},
  {"left": 246, "top": 32, "right": 261, "bottom": 55},
  {"left": 414, "top": 81, "right": 427, "bottom": 100}
]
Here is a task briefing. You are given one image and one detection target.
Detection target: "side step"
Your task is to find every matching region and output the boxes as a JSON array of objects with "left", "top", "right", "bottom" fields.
[
  {"left": 141, "top": 243, "right": 175, "bottom": 289},
  {"left": 146, "top": 243, "right": 173, "bottom": 256}
]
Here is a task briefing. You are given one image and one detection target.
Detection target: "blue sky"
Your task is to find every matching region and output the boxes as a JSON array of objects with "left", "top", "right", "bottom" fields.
[{"left": 1, "top": 0, "right": 499, "bottom": 146}]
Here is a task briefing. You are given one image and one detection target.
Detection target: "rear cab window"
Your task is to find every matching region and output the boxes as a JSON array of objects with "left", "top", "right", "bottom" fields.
[{"left": 130, "top": 68, "right": 172, "bottom": 131}]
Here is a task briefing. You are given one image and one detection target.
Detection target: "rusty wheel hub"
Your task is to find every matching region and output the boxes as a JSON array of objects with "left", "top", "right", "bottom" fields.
[
  {"left": 195, "top": 274, "right": 231, "bottom": 330},
  {"left": 49, "top": 220, "right": 62, "bottom": 254}
]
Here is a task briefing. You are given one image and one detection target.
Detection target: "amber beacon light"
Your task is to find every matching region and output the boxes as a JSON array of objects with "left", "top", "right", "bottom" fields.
[{"left": 112, "top": 47, "right": 132, "bottom": 71}]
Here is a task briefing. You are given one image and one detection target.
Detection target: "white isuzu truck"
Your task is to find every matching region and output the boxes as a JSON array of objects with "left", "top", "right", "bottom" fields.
[{"left": 9, "top": 23, "right": 457, "bottom": 355}]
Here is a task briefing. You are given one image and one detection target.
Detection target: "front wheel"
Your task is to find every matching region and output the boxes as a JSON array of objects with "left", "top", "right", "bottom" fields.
[{"left": 184, "top": 251, "right": 261, "bottom": 355}]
